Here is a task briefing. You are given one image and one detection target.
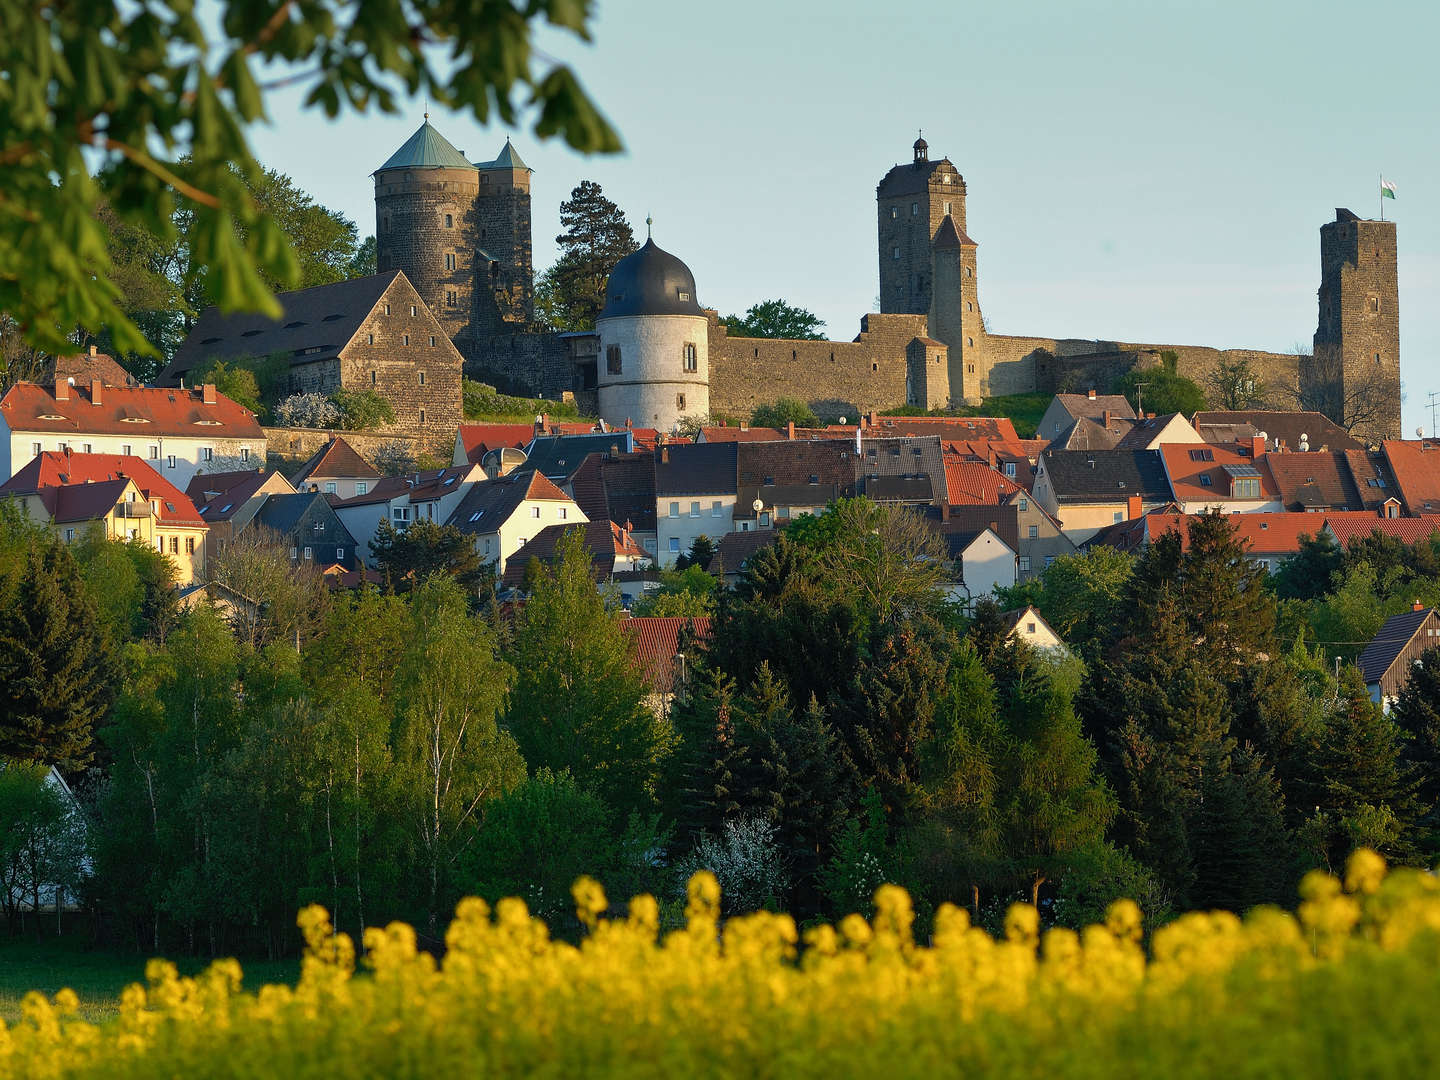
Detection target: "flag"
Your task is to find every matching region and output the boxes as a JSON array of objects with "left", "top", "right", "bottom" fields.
[{"left": 1381, "top": 178, "right": 1397, "bottom": 200}]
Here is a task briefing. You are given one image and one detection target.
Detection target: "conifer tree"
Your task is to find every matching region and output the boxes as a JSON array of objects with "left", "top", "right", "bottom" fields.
[
  {"left": 665, "top": 662, "right": 741, "bottom": 840},
  {"left": 1389, "top": 647, "right": 1440, "bottom": 837},
  {"left": 534, "top": 181, "right": 638, "bottom": 331}
]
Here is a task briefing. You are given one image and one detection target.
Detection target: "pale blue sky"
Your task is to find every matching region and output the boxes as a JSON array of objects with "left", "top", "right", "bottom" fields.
[{"left": 250, "top": 0, "right": 1438, "bottom": 433}]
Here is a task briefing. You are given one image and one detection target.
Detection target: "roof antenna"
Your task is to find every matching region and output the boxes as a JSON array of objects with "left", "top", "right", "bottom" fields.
[
  {"left": 423, "top": 100, "right": 429, "bottom": 122},
  {"left": 646, "top": 214, "right": 653, "bottom": 240}
]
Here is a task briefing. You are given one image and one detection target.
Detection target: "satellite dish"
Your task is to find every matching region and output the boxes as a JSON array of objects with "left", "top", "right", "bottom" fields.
[
  {"left": 1419, "top": 427, "right": 1425, "bottom": 438},
  {"left": 839, "top": 416, "right": 847, "bottom": 425},
  {"left": 751, "top": 498, "right": 763, "bottom": 514}
]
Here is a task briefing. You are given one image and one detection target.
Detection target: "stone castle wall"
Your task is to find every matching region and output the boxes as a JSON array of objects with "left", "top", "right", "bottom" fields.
[
  {"left": 464, "top": 332, "right": 575, "bottom": 400},
  {"left": 707, "top": 312, "right": 931, "bottom": 419},
  {"left": 263, "top": 426, "right": 445, "bottom": 470}
]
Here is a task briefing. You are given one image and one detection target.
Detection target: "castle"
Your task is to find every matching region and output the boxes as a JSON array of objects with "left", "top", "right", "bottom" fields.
[{"left": 372, "top": 123, "right": 1400, "bottom": 440}]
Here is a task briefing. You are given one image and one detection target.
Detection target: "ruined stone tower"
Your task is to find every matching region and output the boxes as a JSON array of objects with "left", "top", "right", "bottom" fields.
[
  {"left": 373, "top": 121, "right": 534, "bottom": 360},
  {"left": 876, "top": 137, "right": 984, "bottom": 405},
  {"left": 1307, "top": 208, "right": 1401, "bottom": 441}
]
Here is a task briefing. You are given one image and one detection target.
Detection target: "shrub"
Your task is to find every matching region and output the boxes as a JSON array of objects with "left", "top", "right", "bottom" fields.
[
  {"left": 371, "top": 440, "right": 417, "bottom": 477},
  {"left": 672, "top": 814, "right": 788, "bottom": 915},
  {"left": 271, "top": 392, "right": 340, "bottom": 429},
  {"left": 331, "top": 388, "right": 396, "bottom": 431},
  {"left": 751, "top": 397, "right": 819, "bottom": 429}
]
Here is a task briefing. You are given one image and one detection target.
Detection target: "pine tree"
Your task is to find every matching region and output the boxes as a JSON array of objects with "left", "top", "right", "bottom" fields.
[
  {"left": 1389, "top": 647, "right": 1440, "bottom": 837},
  {"left": 1189, "top": 745, "right": 1292, "bottom": 911},
  {"left": 533, "top": 181, "right": 638, "bottom": 331},
  {"left": 0, "top": 540, "right": 115, "bottom": 769},
  {"left": 665, "top": 662, "right": 741, "bottom": 841}
]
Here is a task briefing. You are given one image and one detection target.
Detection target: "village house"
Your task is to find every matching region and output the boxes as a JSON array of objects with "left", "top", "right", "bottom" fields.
[
  {"left": 656, "top": 442, "right": 739, "bottom": 567},
  {"left": 499, "top": 519, "right": 647, "bottom": 591},
  {"left": 1158, "top": 438, "right": 1282, "bottom": 514},
  {"left": 1002, "top": 606, "right": 1070, "bottom": 656},
  {"left": 187, "top": 469, "right": 297, "bottom": 559},
  {"left": 1037, "top": 391, "right": 1137, "bottom": 443},
  {"left": 568, "top": 450, "right": 658, "bottom": 560},
  {"left": 0, "top": 451, "right": 208, "bottom": 584},
  {"left": 944, "top": 461, "right": 1076, "bottom": 578},
  {"left": 1114, "top": 411, "right": 1204, "bottom": 451},
  {"left": 0, "top": 380, "right": 266, "bottom": 489},
  {"left": 1032, "top": 449, "right": 1171, "bottom": 543},
  {"left": 250, "top": 491, "right": 358, "bottom": 569},
  {"left": 331, "top": 463, "right": 485, "bottom": 565},
  {"left": 445, "top": 469, "right": 586, "bottom": 576},
  {"left": 290, "top": 436, "right": 382, "bottom": 500},
  {"left": 1359, "top": 603, "right": 1440, "bottom": 710},
  {"left": 621, "top": 616, "right": 713, "bottom": 717}
]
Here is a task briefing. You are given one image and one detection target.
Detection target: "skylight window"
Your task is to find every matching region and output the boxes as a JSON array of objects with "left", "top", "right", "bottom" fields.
[
  {"left": 469, "top": 511, "right": 483, "bottom": 522},
  {"left": 1188, "top": 448, "right": 1214, "bottom": 462},
  {"left": 220, "top": 503, "right": 232, "bottom": 513}
]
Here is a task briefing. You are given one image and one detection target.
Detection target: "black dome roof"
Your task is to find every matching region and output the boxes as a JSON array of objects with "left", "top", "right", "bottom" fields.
[{"left": 598, "top": 239, "right": 704, "bottom": 319}]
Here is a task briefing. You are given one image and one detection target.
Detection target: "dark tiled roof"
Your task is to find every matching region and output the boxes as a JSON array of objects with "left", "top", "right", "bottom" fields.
[
  {"left": 708, "top": 530, "right": 779, "bottom": 575},
  {"left": 655, "top": 441, "right": 738, "bottom": 496},
  {"left": 876, "top": 156, "right": 959, "bottom": 198},
  {"left": 942, "top": 505, "right": 1021, "bottom": 554},
  {"left": 931, "top": 214, "right": 978, "bottom": 249},
  {"left": 1192, "top": 411, "right": 1362, "bottom": 452},
  {"left": 869, "top": 416, "right": 1019, "bottom": 441},
  {"left": 447, "top": 469, "right": 571, "bottom": 536},
  {"left": 253, "top": 492, "right": 327, "bottom": 537},
  {"left": 1040, "top": 449, "right": 1171, "bottom": 502},
  {"left": 163, "top": 271, "right": 403, "bottom": 382},
  {"left": 525, "top": 432, "right": 635, "bottom": 483},
  {"left": 1053, "top": 394, "right": 1136, "bottom": 424},
  {"left": 738, "top": 440, "right": 853, "bottom": 489},
  {"left": 331, "top": 465, "right": 475, "bottom": 508},
  {"left": 1359, "top": 607, "right": 1435, "bottom": 685},
  {"left": 856, "top": 436, "right": 947, "bottom": 504},
  {"left": 195, "top": 470, "right": 290, "bottom": 522},
  {"left": 293, "top": 436, "right": 380, "bottom": 485},
  {"left": 1114, "top": 412, "right": 1188, "bottom": 450},
  {"left": 186, "top": 469, "right": 268, "bottom": 503},
  {"left": 1055, "top": 416, "right": 1133, "bottom": 451}
]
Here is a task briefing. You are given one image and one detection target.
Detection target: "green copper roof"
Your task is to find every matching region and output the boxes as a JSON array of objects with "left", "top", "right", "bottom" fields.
[
  {"left": 376, "top": 121, "right": 477, "bottom": 172},
  {"left": 475, "top": 138, "right": 530, "bottom": 172}
]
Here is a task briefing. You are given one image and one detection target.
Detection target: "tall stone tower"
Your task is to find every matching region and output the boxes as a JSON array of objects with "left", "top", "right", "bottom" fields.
[
  {"left": 373, "top": 120, "right": 534, "bottom": 360},
  {"left": 877, "top": 136, "right": 983, "bottom": 405},
  {"left": 1307, "top": 208, "right": 1400, "bottom": 441}
]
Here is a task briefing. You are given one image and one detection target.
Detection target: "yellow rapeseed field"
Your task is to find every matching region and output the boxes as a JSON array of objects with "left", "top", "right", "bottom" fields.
[{"left": 3, "top": 851, "right": 1437, "bottom": 1078}]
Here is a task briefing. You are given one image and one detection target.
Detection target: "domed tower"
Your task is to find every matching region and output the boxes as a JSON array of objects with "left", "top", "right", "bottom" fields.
[
  {"left": 596, "top": 231, "right": 709, "bottom": 431},
  {"left": 373, "top": 120, "right": 534, "bottom": 358}
]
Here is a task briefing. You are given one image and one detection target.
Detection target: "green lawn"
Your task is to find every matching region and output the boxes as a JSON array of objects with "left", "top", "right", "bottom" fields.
[
  {"left": 0, "top": 935, "right": 298, "bottom": 1026},
  {"left": 953, "top": 393, "right": 1052, "bottom": 438}
]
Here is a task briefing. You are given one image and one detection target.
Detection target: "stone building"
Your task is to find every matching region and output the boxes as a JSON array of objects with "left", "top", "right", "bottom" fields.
[
  {"left": 164, "top": 270, "right": 462, "bottom": 451},
  {"left": 375, "top": 121, "right": 1400, "bottom": 439}
]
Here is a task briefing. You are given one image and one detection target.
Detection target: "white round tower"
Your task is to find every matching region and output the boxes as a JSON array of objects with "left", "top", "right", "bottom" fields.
[{"left": 596, "top": 235, "right": 709, "bottom": 432}]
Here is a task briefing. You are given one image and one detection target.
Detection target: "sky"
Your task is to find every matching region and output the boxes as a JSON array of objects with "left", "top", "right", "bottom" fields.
[{"left": 248, "top": 0, "right": 1439, "bottom": 435}]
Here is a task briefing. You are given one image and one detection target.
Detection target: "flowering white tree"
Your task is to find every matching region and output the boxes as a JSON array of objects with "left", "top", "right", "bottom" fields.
[
  {"left": 674, "top": 815, "right": 788, "bottom": 915},
  {"left": 273, "top": 393, "right": 341, "bottom": 429}
]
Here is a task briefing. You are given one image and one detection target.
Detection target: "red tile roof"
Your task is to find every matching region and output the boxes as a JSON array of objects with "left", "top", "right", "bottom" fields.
[
  {"left": 1265, "top": 452, "right": 1364, "bottom": 511},
  {"left": 867, "top": 415, "right": 1021, "bottom": 441},
  {"left": 1382, "top": 440, "right": 1440, "bottom": 515},
  {"left": 292, "top": 436, "right": 380, "bottom": 484},
  {"left": 1159, "top": 443, "right": 1279, "bottom": 503},
  {"left": 621, "top": 616, "right": 713, "bottom": 694},
  {"left": 500, "top": 520, "right": 646, "bottom": 588},
  {"left": 943, "top": 461, "right": 1026, "bottom": 506},
  {"left": 0, "top": 451, "right": 207, "bottom": 527},
  {"left": 0, "top": 381, "right": 263, "bottom": 439},
  {"left": 1324, "top": 513, "right": 1440, "bottom": 549},
  {"left": 456, "top": 424, "right": 538, "bottom": 465}
]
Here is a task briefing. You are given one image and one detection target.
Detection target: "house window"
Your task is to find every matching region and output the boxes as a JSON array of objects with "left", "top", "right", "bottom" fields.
[
  {"left": 201, "top": 447, "right": 213, "bottom": 461},
  {"left": 1028, "top": 525, "right": 1038, "bottom": 539},
  {"left": 185, "top": 537, "right": 195, "bottom": 554},
  {"left": 419, "top": 408, "right": 426, "bottom": 424},
  {"left": 410, "top": 305, "right": 417, "bottom": 316},
  {"left": 607, "top": 345, "right": 622, "bottom": 374},
  {"left": 558, "top": 507, "right": 567, "bottom": 520},
  {"left": 356, "top": 482, "right": 367, "bottom": 496},
  {"left": 337, "top": 547, "right": 345, "bottom": 560},
  {"left": 1369, "top": 295, "right": 1380, "bottom": 313},
  {"left": 447, "top": 291, "right": 457, "bottom": 307},
  {"left": 484, "top": 538, "right": 492, "bottom": 553},
  {"left": 1004, "top": 463, "right": 1017, "bottom": 477},
  {"left": 367, "top": 333, "right": 374, "bottom": 345},
  {"left": 156, "top": 536, "right": 165, "bottom": 553},
  {"left": 966, "top": 267, "right": 972, "bottom": 278},
  {"left": 167, "top": 454, "right": 176, "bottom": 469},
  {"left": 149, "top": 445, "right": 159, "bottom": 459},
  {"left": 892, "top": 247, "right": 900, "bottom": 260},
  {"left": 392, "top": 507, "right": 411, "bottom": 522},
  {"left": 290, "top": 546, "right": 299, "bottom": 559},
  {"left": 683, "top": 342, "right": 698, "bottom": 372},
  {"left": 371, "top": 370, "right": 377, "bottom": 385},
  {"left": 325, "top": 482, "right": 337, "bottom": 494},
  {"left": 1113, "top": 511, "right": 1123, "bottom": 523},
  {"left": 670, "top": 501, "right": 680, "bottom": 517},
  {"left": 31, "top": 442, "right": 41, "bottom": 456},
  {"left": 240, "top": 448, "right": 249, "bottom": 461},
  {"left": 446, "top": 253, "right": 456, "bottom": 271},
  {"left": 1045, "top": 555, "right": 1056, "bottom": 567},
  {"left": 1018, "top": 556, "right": 1031, "bottom": 572},
  {"left": 712, "top": 501, "right": 723, "bottom": 517},
  {"left": 64, "top": 528, "right": 75, "bottom": 543},
  {"left": 910, "top": 202, "right": 918, "bottom": 216},
  {"left": 444, "top": 213, "right": 453, "bottom": 228},
  {"left": 419, "top": 371, "right": 426, "bottom": 386},
  {"left": 1027, "top": 622, "right": 1037, "bottom": 635},
  {"left": 1018, "top": 497, "right": 1028, "bottom": 511},
  {"left": 170, "top": 536, "right": 179, "bottom": 554},
  {"left": 429, "top": 335, "right": 436, "bottom": 347},
  {"left": 384, "top": 303, "right": 390, "bottom": 315},
  {"left": 676, "top": 393, "right": 687, "bottom": 410},
  {"left": 82, "top": 443, "right": 92, "bottom": 454},
  {"left": 1375, "top": 352, "right": 1382, "bottom": 365},
  {"left": 304, "top": 546, "right": 312, "bottom": 560},
  {"left": 943, "top": 201, "right": 952, "bottom": 215},
  {"left": 690, "top": 501, "right": 700, "bottom": 517},
  {"left": 668, "top": 537, "right": 680, "bottom": 553},
  {"left": 531, "top": 506, "right": 541, "bottom": 518},
  {"left": 121, "top": 444, "right": 132, "bottom": 456},
  {"left": 760, "top": 512, "right": 771, "bottom": 527},
  {"left": 403, "top": 334, "right": 410, "bottom": 346},
  {"left": 889, "top": 207, "right": 897, "bottom": 220}
]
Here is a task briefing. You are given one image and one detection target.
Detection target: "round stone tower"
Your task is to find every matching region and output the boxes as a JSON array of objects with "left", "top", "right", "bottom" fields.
[
  {"left": 373, "top": 119, "right": 482, "bottom": 353},
  {"left": 596, "top": 235, "right": 709, "bottom": 432}
]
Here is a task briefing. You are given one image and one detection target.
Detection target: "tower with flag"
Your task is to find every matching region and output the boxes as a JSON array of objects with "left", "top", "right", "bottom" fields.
[{"left": 1381, "top": 176, "right": 1397, "bottom": 219}]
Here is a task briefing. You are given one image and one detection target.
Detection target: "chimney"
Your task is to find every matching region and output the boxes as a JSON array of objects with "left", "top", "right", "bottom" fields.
[
  {"left": 787, "top": 421, "right": 796, "bottom": 440},
  {"left": 1414, "top": 600, "right": 1425, "bottom": 613},
  {"left": 868, "top": 410, "right": 878, "bottom": 428},
  {"left": 90, "top": 378, "right": 102, "bottom": 405},
  {"left": 1103, "top": 409, "right": 1112, "bottom": 429},
  {"left": 1249, "top": 434, "right": 1265, "bottom": 459},
  {"left": 1127, "top": 494, "right": 1143, "bottom": 520},
  {"left": 661, "top": 446, "right": 670, "bottom": 464},
  {"left": 54, "top": 377, "right": 69, "bottom": 402},
  {"left": 88, "top": 344, "right": 97, "bottom": 357},
  {"left": 202, "top": 383, "right": 217, "bottom": 405},
  {"left": 625, "top": 417, "right": 633, "bottom": 429},
  {"left": 1087, "top": 388, "right": 1097, "bottom": 401}
]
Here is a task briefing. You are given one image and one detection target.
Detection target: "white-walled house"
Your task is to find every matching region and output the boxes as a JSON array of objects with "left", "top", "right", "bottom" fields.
[
  {"left": 447, "top": 469, "right": 588, "bottom": 576},
  {"left": 331, "top": 463, "right": 484, "bottom": 566},
  {"left": 654, "top": 441, "right": 738, "bottom": 567},
  {"left": 940, "top": 527, "right": 1017, "bottom": 610},
  {"left": 1002, "top": 605, "right": 1070, "bottom": 656},
  {"left": 0, "top": 380, "right": 266, "bottom": 488}
]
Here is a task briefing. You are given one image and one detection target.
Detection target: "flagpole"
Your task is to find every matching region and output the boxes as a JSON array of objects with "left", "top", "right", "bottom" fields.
[{"left": 1380, "top": 171, "right": 1384, "bottom": 221}]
